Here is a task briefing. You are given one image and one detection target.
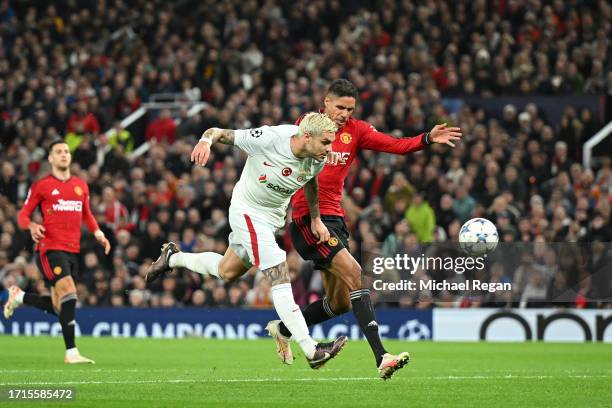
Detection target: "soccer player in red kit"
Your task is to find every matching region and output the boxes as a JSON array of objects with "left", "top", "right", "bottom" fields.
[
  {"left": 267, "top": 79, "right": 462, "bottom": 379},
  {"left": 4, "top": 140, "right": 111, "bottom": 364}
]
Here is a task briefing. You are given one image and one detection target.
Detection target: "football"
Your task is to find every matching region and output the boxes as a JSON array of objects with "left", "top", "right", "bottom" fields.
[{"left": 458, "top": 218, "right": 499, "bottom": 256}]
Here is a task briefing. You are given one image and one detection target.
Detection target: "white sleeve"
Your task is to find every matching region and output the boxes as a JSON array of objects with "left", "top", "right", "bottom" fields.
[{"left": 234, "top": 125, "right": 296, "bottom": 155}]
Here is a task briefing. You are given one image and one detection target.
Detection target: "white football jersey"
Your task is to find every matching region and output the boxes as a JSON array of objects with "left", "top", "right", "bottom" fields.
[{"left": 231, "top": 125, "right": 325, "bottom": 229}]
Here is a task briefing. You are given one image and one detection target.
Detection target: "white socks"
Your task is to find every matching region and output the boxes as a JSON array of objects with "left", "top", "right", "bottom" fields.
[
  {"left": 169, "top": 252, "right": 222, "bottom": 278},
  {"left": 16, "top": 289, "right": 24, "bottom": 303},
  {"left": 271, "top": 283, "right": 317, "bottom": 359},
  {"left": 65, "top": 347, "right": 79, "bottom": 358}
]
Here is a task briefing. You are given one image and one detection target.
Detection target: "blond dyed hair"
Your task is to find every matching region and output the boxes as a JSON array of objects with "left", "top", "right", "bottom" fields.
[{"left": 298, "top": 112, "right": 337, "bottom": 138}]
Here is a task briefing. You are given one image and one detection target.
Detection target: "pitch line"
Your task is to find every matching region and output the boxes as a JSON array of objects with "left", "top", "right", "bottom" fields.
[{"left": 0, "top": 374, "right": 610, "bottom": 386}]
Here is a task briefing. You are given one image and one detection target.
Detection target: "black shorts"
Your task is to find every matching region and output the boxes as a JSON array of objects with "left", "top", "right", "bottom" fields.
[
  {"left": 36, "top": 250, "right": 79, "bottom": 287},
  {"left": 290, "top": 215, "right": 349, "bottom": 270}
]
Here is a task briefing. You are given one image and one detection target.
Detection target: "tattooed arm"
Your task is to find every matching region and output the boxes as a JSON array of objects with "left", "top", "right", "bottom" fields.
[
  {"left": 191, "top": 128, "right": 235, "bottom": 166},
  {"left": 304, "top": 176, "right": 320, "bottom": 219},
  {"left": 200, "top": 127, "right": 235, "bottom": 146},
  {"left": 304, "top": 177, "right": 330, "bottom": 244},
  {"left": 261, "top": 262, "right": 291, "bottom": 285}
]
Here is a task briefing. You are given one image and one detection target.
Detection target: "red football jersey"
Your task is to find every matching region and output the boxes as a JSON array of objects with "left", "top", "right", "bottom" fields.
[
  {"left": 18, "top": 175, "right": 99, "bottom": 254},
  {"left": 291, "top": 115, "right": 426, "bottom": 219}
]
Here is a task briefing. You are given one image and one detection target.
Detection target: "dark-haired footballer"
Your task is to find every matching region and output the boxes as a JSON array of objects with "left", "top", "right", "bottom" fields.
[
  {"left": 4, "top": 140, "right": 111, "bottom": 364},
  {"left": 267, "top": 79, "right": 462, "bottom": 379}
]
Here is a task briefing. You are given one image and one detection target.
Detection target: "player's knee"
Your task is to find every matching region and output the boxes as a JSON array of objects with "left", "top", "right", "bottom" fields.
[{"left": 345, "top": 263, "right": 362, "bottom": 292}]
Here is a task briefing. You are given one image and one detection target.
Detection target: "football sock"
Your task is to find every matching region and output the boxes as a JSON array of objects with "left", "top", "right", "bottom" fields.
[
  {"left": 271, "top": 283, "right": 317, "bottom": 359},
  {"left": 58, "top": 294, "right": 77, "bottom": 350},
  {"left": 169, "top": 252, "right": 221, "bottom": 278},
  {"left": 350, "top": 289, "right": 387, "bottom": 366},
  {"left": 23, "top": 293, "right": 57, "bottom": 316},
  {"left": 278, "top": 297, "right": 336, "bottom": 338}
]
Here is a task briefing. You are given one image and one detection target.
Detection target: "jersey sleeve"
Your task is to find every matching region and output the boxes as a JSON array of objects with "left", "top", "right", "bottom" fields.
[
  {"left": 81, "top": 183, "right": 100, "bottom": 233},
  {"left": 234, "top": 125, "right": 295, "bottom": 156},
  {"left": 17, "top": 181, "right": 42, "bottom": 229},
  {"left": 358, "top": 121, "right": 426, "bottom": 154}
]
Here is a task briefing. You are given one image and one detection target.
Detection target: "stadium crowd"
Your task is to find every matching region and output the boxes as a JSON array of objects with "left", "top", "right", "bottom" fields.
[{"left": 0, "top": 0, "right": 610, "bottom": 310}]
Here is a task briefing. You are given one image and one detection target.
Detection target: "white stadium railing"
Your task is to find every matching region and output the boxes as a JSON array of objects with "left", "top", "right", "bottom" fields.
[
  {"left": 583, "top": 120, "right": 612, "bottom": 170},
  {"left": 97, "top": 94, "right": 208, "bottom": 163}
]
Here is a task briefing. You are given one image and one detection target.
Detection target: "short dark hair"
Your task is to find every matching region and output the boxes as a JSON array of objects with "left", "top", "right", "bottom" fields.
[
  {"left": 48, "top": 139, "right": 68, "bottom": 155},
  {"left": 327, "top": 79, "right": 358, "bottom": 99}
]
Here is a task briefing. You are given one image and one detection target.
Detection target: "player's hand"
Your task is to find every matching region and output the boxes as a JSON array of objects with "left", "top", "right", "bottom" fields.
[
  {"left": 28, "top": 222, "right": 45, "bottom": 243},
  {"left": 428, "top": 123, "right": 462, "bottom": 147},
  {"left": 310, "top": 217, "right": 330, "bottom": 245},
  {"left": 97, "top": 235, "right": 111, "bottom": 255},
  {"left": 325, "top": 151, "right": 341, "bottom": 166},
  {"left": 191, "top": 140, "right": 212, "bottom": 166}
]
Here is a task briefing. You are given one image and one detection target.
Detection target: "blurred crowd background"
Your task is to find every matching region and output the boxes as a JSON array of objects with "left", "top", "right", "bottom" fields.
[{"left": 0, "top": 0, "right": 610, "bottom": 310}]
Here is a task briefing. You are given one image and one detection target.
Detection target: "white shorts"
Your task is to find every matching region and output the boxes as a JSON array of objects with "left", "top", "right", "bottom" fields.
[{"left": 228, "top": 205, "right": 286, "bottom": 270}]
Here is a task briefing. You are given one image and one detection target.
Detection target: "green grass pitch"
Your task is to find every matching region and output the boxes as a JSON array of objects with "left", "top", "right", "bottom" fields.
[{"left": 0, "top": 336, "right": 610, "bottom": 407}]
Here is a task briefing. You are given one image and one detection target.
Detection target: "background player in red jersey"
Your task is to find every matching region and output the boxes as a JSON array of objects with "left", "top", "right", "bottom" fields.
[
  {"left": 4, "top": 140, "right": 111, "bottom": 364},
  {"left": 267, "top": 79, "right": 462, "bottom": 379}
]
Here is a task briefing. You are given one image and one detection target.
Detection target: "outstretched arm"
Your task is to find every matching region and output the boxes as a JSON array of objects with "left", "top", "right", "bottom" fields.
[
  {"left": 304, "top": 177, "right": 330, "bottom": 244},
  {"left": 359, "top": 122, "right": 462, "bottom": 153},
  {"left": 191, "top": 128, "right": 235, "bottom": 166}
]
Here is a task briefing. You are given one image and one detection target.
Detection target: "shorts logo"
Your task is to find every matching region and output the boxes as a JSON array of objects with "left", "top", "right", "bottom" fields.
[
  {"left": 340, "top": 133, "right": 352, "bottom": 144},
  {"left": 328, "top": 237, "right": 339, "bottom": 247},
  {"left": 258, "top": 174, "right": 267, "bottom": 183},
  {"left": 249, "top": 129, "right": 263, "bottom": 138},
  {"left": 282, "top": 167, "right": 292, "bottom": 177},
  {"left": 74, "top": 186, "right": 83, "bottom": 196},
  {"left": 53, "top": 266, "right": 62, "bottom": 275}
]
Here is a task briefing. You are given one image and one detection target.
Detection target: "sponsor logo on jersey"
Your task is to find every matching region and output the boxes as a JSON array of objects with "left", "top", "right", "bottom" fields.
[
  {"left": 258, "top": 174, "right": 267, "bottom": 183},
  {"left": 340, "top": 133, "right": 352, "bottom": 144},
  {"left": 265, "top": 183, "right": 295, "bottom": 196},
  {"left": 51, "top": 188, "right": 60, "bottom": 196},
  {"left": 326, "top": 152, "right": 350, "bottom": 166},
  {"left": 328, "top": 237, "right": 339, "bottom": 247},
  {"left": 52, "top": 199, "right": 83, "bottom": 212},
  {"left": 74, "top": 186, "right": 83, "bottom": 196},
  {"left": 53, "top": 266, "right": 62, "bottom": 275},
  {"left": 282, "top": 167, "right": 292, "bottom": 176},
  {"left": 249, "top": 129, "right": 263, "bottom": 138}
]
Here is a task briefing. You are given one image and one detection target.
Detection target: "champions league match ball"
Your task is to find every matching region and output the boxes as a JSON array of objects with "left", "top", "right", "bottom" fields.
[{"left": 458, "top": 218, "right": 499, "bottom": 256}]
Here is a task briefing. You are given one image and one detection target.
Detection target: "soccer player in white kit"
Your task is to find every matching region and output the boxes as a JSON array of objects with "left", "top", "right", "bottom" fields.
[{"left": 146, "top": 113, "right": 347, "bottom": 368}]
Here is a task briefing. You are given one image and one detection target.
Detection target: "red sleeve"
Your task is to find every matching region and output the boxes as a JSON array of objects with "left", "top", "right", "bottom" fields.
[
  {"left": 82, "top": 183, "right": 100, "bottom": 233},
  {"left": 358, "top": 121, "right": 426, "bottom": 154},
  {"left": 18, "top": 182, "right": 42, "bottom": 229}
]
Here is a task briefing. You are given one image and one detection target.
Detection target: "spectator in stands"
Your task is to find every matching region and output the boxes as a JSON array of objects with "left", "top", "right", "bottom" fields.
[
  {"left": 405, "top": 192, "right": 436, "bottom": 243},
  {"left": 145, "top": 109, "right": 176, "bottom": 145}
]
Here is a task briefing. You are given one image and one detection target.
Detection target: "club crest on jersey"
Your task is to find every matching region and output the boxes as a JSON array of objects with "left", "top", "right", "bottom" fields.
[
  {"left": 297, "top": 176, "right": 305, "bottom": 183},
  {"left": 249, "top": 129, "right": 263, "bottom": 138},
  {"left": 282, "top": 167, "right": 292, "bottom": 177},
  {"left": 258, "top": 174, "right": 267, "bottom": 183},
  {"left": 74, "top": 186, "right": 83, "bottom": 196},
  {"left": 340, "top": 133, "right": 352, "bottom": 144}
]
